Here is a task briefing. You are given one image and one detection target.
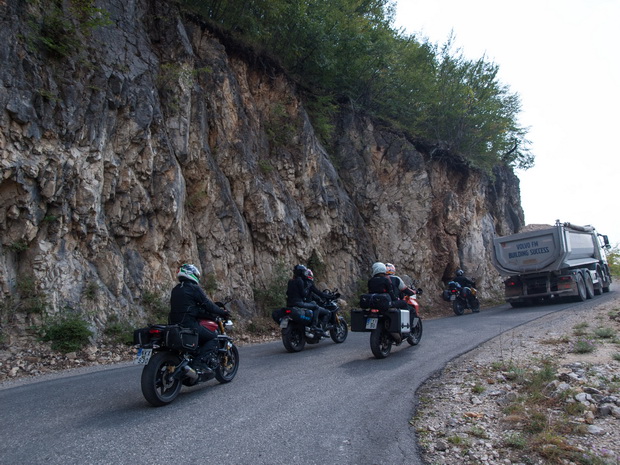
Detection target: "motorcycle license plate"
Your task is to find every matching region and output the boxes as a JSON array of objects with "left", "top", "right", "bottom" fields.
[
  {"left": 450, "top": 295, "right": 456, "bottom": 301},
  {"left": 365, "top": 318, "right": 378, "bottom": 330},
  {"left": 279, "top": 319, "right": 289, "bottom": 328},
  {"left": 134, "top": 348, "right": 152, "bottom": 365}
]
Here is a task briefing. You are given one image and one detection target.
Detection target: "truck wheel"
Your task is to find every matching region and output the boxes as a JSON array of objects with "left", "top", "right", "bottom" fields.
[
  {"left": 584, "top": 273, "right": 594, "bottom": 299},
  {"left": 574, "top": 274, "right": 587, "bottom": 302},
  {"left": 602, "top": 268, "right": 611, "bottom": 293}
]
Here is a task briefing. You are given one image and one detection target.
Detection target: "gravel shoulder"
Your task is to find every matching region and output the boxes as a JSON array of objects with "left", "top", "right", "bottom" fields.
[{"left": 415, "top": 294, "right": 620, "bottom": 465}]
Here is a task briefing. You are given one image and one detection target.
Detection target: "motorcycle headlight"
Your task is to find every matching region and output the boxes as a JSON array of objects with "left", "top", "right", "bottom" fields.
[{"left": 224, "top": 320, "right": 234, "bottom": 331}]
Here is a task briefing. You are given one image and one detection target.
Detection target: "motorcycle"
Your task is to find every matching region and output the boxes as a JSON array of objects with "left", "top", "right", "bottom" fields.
[
  {"left": 443, "top": 281, "right": 480, "bottom": 316},
  {"left": 351, "top": 288, "right": 424, "bottom": 359},
  {"left": 273, "top": 289, "right": 348, "bottom": 352},
  {"left": 133, "top": 308, "right": 239, "bottom": 407}
]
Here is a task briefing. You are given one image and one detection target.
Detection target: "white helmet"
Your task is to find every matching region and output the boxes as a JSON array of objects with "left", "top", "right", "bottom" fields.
[
  {"left": 371, "top": 262, "right": 387, "bottom": 276},
  {"left": 177, "top": 263, "right": 201, "bottom": 284}
]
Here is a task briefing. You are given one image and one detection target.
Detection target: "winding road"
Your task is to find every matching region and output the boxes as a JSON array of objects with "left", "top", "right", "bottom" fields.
[{"left": 1, "top": 291, "right": 615, "bottom": 465}]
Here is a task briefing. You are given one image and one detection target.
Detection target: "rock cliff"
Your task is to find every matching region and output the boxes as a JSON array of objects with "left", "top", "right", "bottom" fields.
[{"left": 0, "top": 0, "right": 523, "bottom": 332}]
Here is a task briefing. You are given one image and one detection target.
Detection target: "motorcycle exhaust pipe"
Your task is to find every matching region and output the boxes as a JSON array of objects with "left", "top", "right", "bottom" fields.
[{"left": 183, "top": 365, "right": 199, "bottom": 382}]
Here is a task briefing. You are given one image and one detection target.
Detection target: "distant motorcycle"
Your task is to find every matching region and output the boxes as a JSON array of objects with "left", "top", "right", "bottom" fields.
[
  {"left": 351, "top": 288, "right": 423, "bottom": 359},
  {"left": 443, "top": 281, "right": 480, "bottom": 316},
  {"left": 272, "top": 289, "right": 348, "bottom": 352},
  {"left": 133, "top": 307, "right": 239, "bottom": 407}
]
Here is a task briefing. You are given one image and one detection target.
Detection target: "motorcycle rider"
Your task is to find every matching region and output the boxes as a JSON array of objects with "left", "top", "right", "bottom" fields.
[
  {"left": 305, "top": 269, "right": 332, "bottom": 329},
  {"left": 367, "top": 262, "right": 408, "bottom": 310},
  {"left": 453, "top": 269, "right": 479, "bottom": 311},
  {"left": 286, "top": 264, "right": 331, "bottom": 333},
  {"left": 385, "top": 263, "right": 415, "bottom": 300},
  {"left": 385, "top": 262, "right": 418, "bottom": 324},
  {"left": 169, "top": 263, "right": 231, "bottom": 373}
]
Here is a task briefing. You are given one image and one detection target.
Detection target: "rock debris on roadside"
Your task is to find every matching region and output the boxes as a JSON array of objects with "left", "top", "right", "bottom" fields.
[{"left": 414, "top": 296, "right": 620, "bottom": 465}]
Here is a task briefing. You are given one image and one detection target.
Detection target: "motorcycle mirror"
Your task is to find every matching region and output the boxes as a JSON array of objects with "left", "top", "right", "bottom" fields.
[{"left": 417, "top": 288, "right": 423, "bottom": 295}]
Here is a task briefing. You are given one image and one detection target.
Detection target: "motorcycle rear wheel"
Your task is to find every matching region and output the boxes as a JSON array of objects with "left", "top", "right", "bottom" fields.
[
  {"left": 141, "top": 351, "right": 183, "bottom": 407},
  {"left": 215, "top": 344, "right": 239, "bottom": 383},
  {"left": 281, "top": 326, "right": 306, "bottom": 352},
  {"left": 407, "top": 318, "right": 423, "bottom": 346},
  {"left": 330, "top": 317, "right": 348, "bottom": 343},
  {"left": 452, "top": 300, "right": 465, "bottom": 316},
  {"left": 370, "top": 328, "right": 392, "bottom": 359}
]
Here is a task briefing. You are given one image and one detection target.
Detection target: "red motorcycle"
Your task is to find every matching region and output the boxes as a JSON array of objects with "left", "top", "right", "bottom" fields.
[{"left": 133, "top": 308, "right": 239, "bottom": 407}]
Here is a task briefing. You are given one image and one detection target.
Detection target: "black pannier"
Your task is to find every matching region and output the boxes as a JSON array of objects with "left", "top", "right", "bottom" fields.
[
  {"left": 164, "top": 325, "right": 199, "bottom": 351},
  {"left": 133, "top": 327, "right": 151, "bottom": 345},
  {"left": 359, "top": 293, "right": 391, "bottom": 311},
  {"left": 441, "top": 290, "right": 452, "bottom": 302},
  {"left": 350, "top": 309, "right": 368, "bottom": 332},
  {"left": 271, "top": 308, "right": 285, "bottom": 324}
]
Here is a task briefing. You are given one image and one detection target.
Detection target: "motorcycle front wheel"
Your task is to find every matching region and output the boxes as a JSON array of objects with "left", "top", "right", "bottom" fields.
[
  {"left": 281, "top": 325, "right": 306, "bottom": 352},
  {"left": 330, "top": 317, "right": 348, "bottom": 343},
  {"left": 215, "top": 344, "right": 239, "bottom": 383},
  {"left": 141, "top": 351, "right": 183, "bottom": 407},
  {"left": 370, "top": 327, "right": 392, "bottom": 359},
  {"left": 452, "top": 299, "right": 465, "bottom": 316},
  {"left": 407, "top": 318, "right": 423, "bottom": 346}
]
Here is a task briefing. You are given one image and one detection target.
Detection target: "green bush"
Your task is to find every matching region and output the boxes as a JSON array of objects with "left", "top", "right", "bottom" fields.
[
  {"left": 16, "top": 277, "right": 47, "bottom": 314},
  {"left": 42, "top": 314, "right": 93, "bottom": 353},
  {"left": 104, "top": 316, "right": 134, "bottom": 345},
  {"left": 253, "top": 260, "right": 289, "bottom": 316},
  {"left": 142, "top": 290, "right": 169, "bottom": 323}
]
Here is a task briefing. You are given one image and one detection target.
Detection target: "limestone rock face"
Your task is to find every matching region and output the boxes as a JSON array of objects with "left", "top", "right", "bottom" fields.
[{"left": 0, "top": 0, "right": 523, "bottom": 324}]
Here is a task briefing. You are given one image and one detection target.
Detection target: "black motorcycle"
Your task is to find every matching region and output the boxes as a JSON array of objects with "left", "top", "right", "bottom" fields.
[
  {"left": 443, "top": 281, "right": 480, "bottom": 316},
  {"left": 351, "top": 290, "right": 424, "bottom": 359},
  {"left": 273, "top": 289, "right": 348, "bottom": 352},
  {"left": 133, "top": 313, "right": 239, "bottom": 407}
]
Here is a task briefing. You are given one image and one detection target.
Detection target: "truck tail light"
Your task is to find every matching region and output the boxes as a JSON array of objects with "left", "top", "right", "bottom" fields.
[{"left": 557, "top": 275, "right": 573, "bottom": 290}]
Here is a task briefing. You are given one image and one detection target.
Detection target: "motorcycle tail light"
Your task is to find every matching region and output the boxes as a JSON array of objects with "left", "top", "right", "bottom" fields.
[
  {"left": 370, "top": 309, "right": 379, "bottom": 313},
  {"left": 149, "top": 328, "right": 163, "bottom": 335},
  {"left": 284, "top": 309, "right": 292, "bottom": 314}
]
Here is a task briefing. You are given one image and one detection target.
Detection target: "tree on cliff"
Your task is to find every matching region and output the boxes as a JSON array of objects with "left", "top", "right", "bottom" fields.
[{"left": 177, "top": 0, "right": 534, "bottom": 171}]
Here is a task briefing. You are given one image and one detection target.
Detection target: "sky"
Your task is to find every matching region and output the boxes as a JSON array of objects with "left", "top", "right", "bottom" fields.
[{"left": 394, "top": 0, "right": 620, "bottom": 245}]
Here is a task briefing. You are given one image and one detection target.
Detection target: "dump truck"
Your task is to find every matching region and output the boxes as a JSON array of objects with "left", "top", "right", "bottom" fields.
[{"left": 492, "top": 221, "right": 612, "bottom": 307}]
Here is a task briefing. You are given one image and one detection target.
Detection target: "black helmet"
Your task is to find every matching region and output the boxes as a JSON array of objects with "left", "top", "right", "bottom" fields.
[
  {"left": 456, "top": 269, "right": 465, "bottom": 276},
  {"left": 293, "top": 264, "right": 307, "bottom": 277}
]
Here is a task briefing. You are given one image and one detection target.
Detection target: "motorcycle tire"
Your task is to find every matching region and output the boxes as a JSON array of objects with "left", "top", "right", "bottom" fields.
[
  {"left": 141, "top": 351, "right": 183, "bottom": 407},
  {"left": 452, "top": 300, "right": 465, "bottom": 316},
  {"left": 215, "top": 344, "right": 239, "bottom": 384},
  {"left": 407, "top": 318, "right": 423, "bottom": 346},
  {"left": 281, "top": 326, "right": 306, "bottom": 352},
  {"left": 471, "top": 298, "right": 480, "bottom": 312},
  {"left": 370, "top": 327, "right": 392, "bottom": 359},
  {"left": 330, "top": 317, "right": 348, "bottom": 343}
]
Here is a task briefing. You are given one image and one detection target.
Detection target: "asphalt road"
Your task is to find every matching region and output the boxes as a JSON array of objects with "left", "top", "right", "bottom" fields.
[{"left": 1, "top": 291, "right": 616, "bottom": 465}]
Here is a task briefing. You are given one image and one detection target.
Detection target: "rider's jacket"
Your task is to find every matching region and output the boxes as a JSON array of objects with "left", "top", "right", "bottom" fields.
[
  {"left": 169, "top": 278, "right": 227, "bottom": 325},
  {"left": 454, "top": 275, "right": 475, "bottom": 288},
  {"left": 367, "top": 275, "right": 399, "bottom": 301},
  {"left": 286, "top": 276, "right": 329, "bottom": 306}
]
